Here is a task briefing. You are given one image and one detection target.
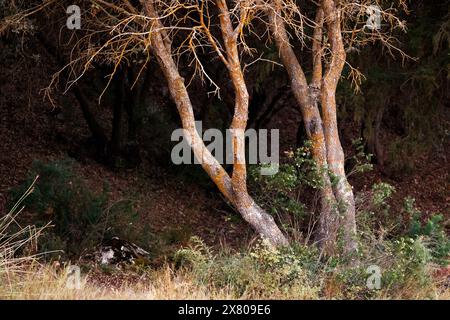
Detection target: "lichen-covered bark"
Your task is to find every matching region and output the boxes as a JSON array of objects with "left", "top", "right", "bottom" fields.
[
  {"left": 311, "top": 7, "right": 324, "bottom": 89},
  {"left": 321, "top": 0, "right": 357, "bottom": 253},
  {"left": 268, "top": 1, "right": 340, "bottom": 254},
  {"left": 143, "top": 0, "right": 288, "bottom": 247},
  {"left": 216, "top": 0, "right": 250, "bottom": 203},
  {"left": 267, "top": 0, "right": 359, "bottom": 255}
]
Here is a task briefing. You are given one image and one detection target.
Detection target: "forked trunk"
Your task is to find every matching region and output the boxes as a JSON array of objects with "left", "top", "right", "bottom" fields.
[
  {"left": 321, "top": 0, "right": 357, "bottom": 253},
  {"left": 144, "top": 0, "right": 288, "bottom": 247},
  {"left": 269, "top": 0, "right": 357, "bottom": 254}
]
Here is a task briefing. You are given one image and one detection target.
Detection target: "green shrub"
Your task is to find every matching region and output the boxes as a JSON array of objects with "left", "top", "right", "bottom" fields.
[
  {"left": 174, "top": 237, "right": 321, "bottom": 298},
  {"left": 406, "top": 198, "right": 450, "bottom": 265},
  {"left": 356, "top": 181, "right": 399, "bottom": 237},
  {"left": 372, "top": 183, "right": 396, "bottom": 208},
  {"left": 384, "top": 237, "right": 432, "bottom": 286},
  {"left": 248, "top": 141, "right": 324, "bottom": 228},
  {"left": 9, "top": 160, "right": 139, "bottom": 258},
  {"left": 173, "top": 233, "right": 441, "bottom": 299},
  {"left": 348, "top": 138, "right": 374, "bottom": 176}
]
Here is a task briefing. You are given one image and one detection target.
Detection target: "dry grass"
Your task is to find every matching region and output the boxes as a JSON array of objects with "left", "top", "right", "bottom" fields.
[
  {"left": 1, "top": 261, "right": 449, "bottom": 300},
  {"left": 0, "top": 264, "right": 235, "bottom": 300}
]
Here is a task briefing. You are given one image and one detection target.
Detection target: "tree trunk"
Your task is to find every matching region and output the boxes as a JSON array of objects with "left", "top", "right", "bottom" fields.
[
  {"left": 268, "top": 2, "right": 340, "bottom": 254},
  {"left": 72, "top": 87, "right": 108, "bottom": 149},
  {"left": 321, "top": 0, "right": 357, "bottom": 253},
  {"left": 374, "top": 105, "right": 386, "bottom": 166},
  {"left": 268, "top": 0, "right": 360, "bottom": 254},
  {"left": 108, "top": 70, "right": 125, "bottom": 165},
  {"left": 143, "top": 0, "right": 288, "bottom": 247},
  {"left": 36, "top": 32, "right": 108, "bottom": 149}
]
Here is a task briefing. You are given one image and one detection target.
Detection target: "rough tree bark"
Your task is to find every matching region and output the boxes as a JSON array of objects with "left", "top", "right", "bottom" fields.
[
  {"left": 142, "top": 0, "right": 288, "bottom": 247},
  {"left": 320, "top": 0, "right": 357, "bottom": 253},
  {"left": 268, "top": 0, "right": 357, "bottom": 254}
]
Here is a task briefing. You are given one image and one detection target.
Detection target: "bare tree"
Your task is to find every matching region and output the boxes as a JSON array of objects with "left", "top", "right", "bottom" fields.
[
  {"left": 265, "top": 0, "right": 408, "bottom": 254},
  {"left": 141, "top": 0, "right": 288, "bottom": 246}
]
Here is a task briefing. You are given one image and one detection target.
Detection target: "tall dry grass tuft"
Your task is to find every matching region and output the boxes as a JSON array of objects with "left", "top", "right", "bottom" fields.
[
  {"left": 1, "top": 177, "right": 46, "bottom": 266},
  {"left": 0, "top": 177, "right": 49, "bottom": 291}
]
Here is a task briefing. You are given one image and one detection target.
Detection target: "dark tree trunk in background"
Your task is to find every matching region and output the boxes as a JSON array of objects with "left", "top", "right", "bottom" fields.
[
  {"left": 72, "top": 87, "right": 108, "bottom": 149},
  {"left": 36, "top": 32, "right": 109, "bottom": 151},
  {"left": 108, "top": 70, "right": 125, "bottom": 165}
]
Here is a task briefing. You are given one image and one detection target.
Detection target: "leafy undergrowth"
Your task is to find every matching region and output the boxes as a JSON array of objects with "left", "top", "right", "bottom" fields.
[
  {"left": 2, "top": 160, "right": 449, "bottom": 300},
  {"left": 1, "top": 224, "right": 450, "bottom": 300},
  {"left": 1, "top": 237, "right": 449, "bottom": 300}
]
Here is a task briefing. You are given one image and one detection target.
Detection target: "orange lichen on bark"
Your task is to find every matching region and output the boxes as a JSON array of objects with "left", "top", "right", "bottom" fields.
[
  {"left": 268, "top": 0, "right": 357, "bottom": 254},
  {"left": 142, "top": 0, "right": 288, "bottom": 247}
]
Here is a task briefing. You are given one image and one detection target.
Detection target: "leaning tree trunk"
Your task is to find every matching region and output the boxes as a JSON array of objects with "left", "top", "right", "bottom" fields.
[
  {"left": 216, "top": 0, "right": 289, "bottom": 246},
  {"left": 143, "top": 0, "right": 288, "bottom": 247}
]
